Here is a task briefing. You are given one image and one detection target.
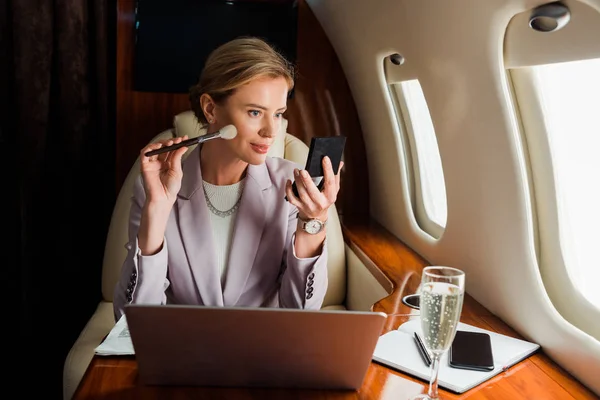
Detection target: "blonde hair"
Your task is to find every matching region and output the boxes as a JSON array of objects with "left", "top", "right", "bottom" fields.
[{"left": 189, "top": 37, "right": 295, "bottom": 125}]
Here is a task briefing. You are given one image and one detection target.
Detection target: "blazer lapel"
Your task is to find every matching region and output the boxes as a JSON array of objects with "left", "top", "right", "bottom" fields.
[
  {"left": 222, "top": 163, "right": 271, "bottom": 306},
  {"left": 177, "top": 147, "right": 224, "bottom": 306}
]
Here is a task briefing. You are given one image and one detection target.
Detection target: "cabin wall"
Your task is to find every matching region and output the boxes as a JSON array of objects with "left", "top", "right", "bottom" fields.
[
  {"left": 115, "top": 0, "right": 368, "bottom": 217},
  {"left": 307, "top": 0, "right": 600, "bottom": 394}
]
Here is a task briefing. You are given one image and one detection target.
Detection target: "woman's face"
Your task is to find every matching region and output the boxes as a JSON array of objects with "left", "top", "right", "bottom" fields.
[{"left": 215, "top": 76, "right": 289, "bottom": 165}]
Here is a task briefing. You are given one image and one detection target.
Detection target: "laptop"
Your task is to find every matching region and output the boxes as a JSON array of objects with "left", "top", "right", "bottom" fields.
[{"left": 124, "top": 304, "right": 388, "bottom": 390}]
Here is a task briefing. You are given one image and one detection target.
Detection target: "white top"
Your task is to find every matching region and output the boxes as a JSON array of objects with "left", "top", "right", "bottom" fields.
[{"left": 202, "top": 178, "right": 245, "bottom": 285}]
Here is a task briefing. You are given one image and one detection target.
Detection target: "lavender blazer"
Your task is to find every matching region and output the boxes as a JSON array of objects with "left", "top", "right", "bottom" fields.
[{"left": 113, "top": 146, "right": 329, "bottom": 321}]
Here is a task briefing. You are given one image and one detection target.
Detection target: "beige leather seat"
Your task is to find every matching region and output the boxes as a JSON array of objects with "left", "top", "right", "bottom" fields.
[{"left": 62, "top": 111, "right": 388, "bottom": 400}]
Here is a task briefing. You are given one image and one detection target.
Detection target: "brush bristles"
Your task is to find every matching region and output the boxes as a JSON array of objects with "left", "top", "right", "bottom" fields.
[{"left": 219, "top": 124, "right": 237, "bottom": 140}]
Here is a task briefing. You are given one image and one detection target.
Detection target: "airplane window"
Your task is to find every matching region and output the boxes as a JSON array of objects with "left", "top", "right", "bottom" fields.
[
  {"left": 512, "top": 58, "right": 600, "bottom": 308},
  {"left": 392, "top": 79, "right": 447, "bottom": 237},
  {"left": 532, "top": 58, "right": 600, "bottom": 308}
]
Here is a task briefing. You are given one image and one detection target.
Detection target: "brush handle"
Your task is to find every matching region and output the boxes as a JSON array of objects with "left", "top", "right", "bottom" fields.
[{"left": 144, "top": 131, "right": 220, "bottom": 157}]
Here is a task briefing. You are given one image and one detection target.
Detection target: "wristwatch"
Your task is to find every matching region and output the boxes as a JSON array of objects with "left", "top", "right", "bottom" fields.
[{"left": 298, "top": 215, "right": 327, "bottom": 234}]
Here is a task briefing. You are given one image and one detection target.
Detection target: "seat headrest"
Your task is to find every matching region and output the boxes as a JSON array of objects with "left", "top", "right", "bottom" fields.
[{"left": 173, "top": 110, "right": 287, "bottom": 159}]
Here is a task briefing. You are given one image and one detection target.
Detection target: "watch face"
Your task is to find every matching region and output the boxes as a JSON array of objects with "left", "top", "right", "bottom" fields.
[{"left": 305, "top": 220, "right": 323, "bottom": 234}]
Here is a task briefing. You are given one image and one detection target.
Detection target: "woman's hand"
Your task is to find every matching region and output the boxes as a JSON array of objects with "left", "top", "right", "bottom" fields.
[
  {"left": 285, "top": 156, "right": 344, "bottom": 221},
  {"left": 140, "top": 136, "right": 189, "bottom": 206}
]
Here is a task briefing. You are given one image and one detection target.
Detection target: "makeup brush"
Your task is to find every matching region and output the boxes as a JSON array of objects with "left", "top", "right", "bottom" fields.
[{"left": 144, "top": 124, "right": 238, "bottom": 157}]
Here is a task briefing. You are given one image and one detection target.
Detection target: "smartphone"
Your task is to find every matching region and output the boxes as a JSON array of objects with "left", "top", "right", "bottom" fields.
[
  {"left": 449, "top": 330, "right": 495, "bottom": 372},
  {"left": 289, "top": 136, "right": 346, "bottom": 199}
]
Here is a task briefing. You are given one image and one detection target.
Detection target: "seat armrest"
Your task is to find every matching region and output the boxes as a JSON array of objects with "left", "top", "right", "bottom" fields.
[
  {"left": 63, "top": 301, "right": 116, "bottom": 400},
  {"left": 344, "top": 243, "right": 390, "bottom": 311}
]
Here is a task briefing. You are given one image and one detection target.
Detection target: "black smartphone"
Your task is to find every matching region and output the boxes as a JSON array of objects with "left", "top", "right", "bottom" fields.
[
  {"left": 289, "top": 136, "right": 346, "bottom": 199},
  {"left": 449, "top": 330, "right": 495, "bottom": 372}
]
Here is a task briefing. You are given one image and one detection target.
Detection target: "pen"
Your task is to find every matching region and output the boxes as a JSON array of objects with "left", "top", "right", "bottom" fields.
[{"left": 414, "top": 332, "right": 432, "bottom": 367}]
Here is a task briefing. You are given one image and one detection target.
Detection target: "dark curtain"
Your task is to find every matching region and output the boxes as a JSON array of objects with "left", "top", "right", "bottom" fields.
[{"left": 3, "top": 0, "right": 115, "bottom": 398}]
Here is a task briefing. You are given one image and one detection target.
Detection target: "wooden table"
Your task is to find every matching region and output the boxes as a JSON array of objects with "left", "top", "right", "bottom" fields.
[{"left": 73, "top": 217, "right": 599, "bottom": 399}]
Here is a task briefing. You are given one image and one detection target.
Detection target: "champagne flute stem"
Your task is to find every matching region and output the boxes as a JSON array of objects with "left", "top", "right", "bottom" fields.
[{"left": 427, "top": 353, "right": 442, "bottom": 399}]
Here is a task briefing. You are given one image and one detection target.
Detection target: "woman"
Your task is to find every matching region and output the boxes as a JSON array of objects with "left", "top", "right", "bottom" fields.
[{"left": 113, "top": 37, "right": 343, "bottom": 320}]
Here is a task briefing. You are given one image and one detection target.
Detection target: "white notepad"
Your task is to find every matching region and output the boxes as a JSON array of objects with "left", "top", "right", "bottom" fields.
[
  {"left": 372, "top": 318, "right": 540, "bottom": 394},
  {"left": 94, "top": 315, "right": 134, "bottom": 356}
]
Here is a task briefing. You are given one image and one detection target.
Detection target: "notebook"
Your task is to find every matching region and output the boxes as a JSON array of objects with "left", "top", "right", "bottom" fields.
[
  {"left": 103, "top": 304, "right": 388, "bottom": 390},
  {"left": 94, "top": 314, "right": 133, "bottom": 356},
  {"left": 372, "top": 318, "right": 540, "bottom": 394}
]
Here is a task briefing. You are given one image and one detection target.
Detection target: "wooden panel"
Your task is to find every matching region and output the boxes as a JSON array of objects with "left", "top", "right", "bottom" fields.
[
  {"left": 340, "top": 216, "right": 494, "bottom": 333},
  {"left": 72, "top": 217, "right": 599, "bottom": 400},
  {"left": 115, "top": 0, "right": 368, "bottom": 215},
  {"left": 116, "top": 0, "right": 190, "bottom": 194},
  {"left": 284, "top": 0, "right": 369, "bottom": 216}
]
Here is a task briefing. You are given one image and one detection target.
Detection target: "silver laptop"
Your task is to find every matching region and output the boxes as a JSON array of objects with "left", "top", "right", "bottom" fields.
[{"left": 124, "top": 304, "right": 387, "bottom": 390}]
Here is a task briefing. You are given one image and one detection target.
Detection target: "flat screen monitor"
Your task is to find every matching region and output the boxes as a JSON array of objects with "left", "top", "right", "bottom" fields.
[{"left": 133, "top": 0, "right": 298, "bottom": 93}]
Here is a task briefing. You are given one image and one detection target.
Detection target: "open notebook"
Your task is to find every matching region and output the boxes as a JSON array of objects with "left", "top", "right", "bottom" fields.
[{"left": 372, "top": 318, "right": 540, "bottom": 394}]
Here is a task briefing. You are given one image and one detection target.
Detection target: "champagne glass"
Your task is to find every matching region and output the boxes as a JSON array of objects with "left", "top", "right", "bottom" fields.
[{"left": 411, "top": 266, "right": 465, "bottom": 400}]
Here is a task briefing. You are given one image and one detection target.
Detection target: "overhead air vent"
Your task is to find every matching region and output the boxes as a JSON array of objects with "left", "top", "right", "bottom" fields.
[
  {"left": 389, "top": 53, "right": 405, "bottom": 66},
  {"left": 529, "top": 1, "right": 571, "bottom": 32}
]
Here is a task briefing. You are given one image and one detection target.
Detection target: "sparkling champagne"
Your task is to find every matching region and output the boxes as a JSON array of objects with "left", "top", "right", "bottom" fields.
[{"left": 420, "top": 281, "right": 464, "bottom": 353}]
